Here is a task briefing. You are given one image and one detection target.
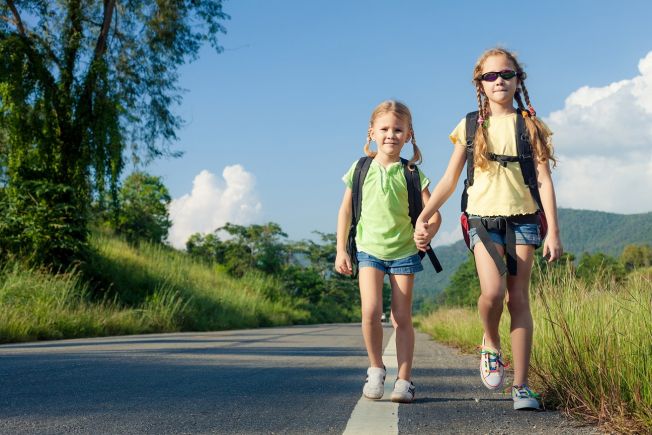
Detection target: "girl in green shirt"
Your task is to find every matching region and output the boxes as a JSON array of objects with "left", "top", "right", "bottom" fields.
[{"left": 335, "top": 100, "right": 441, "bottom": 403}]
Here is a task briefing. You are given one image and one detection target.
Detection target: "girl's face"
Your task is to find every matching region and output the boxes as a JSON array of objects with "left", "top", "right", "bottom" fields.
[
  {"left": 480, "top": 54, "right": 519, "bottom": 109},
  {"left": 370, "top": 112, "right": 411, "bottom": 159}
]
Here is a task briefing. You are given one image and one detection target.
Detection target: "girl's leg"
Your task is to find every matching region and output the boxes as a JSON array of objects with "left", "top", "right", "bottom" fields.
[
  {"left": 473, "top": 242, "right": 506, "bottom": 351},
  {"left": 506, "top": 244, "right": 535, "bottom": 386},
  {"left": 359, "top": 267, "right": 386, "bottom": 368},
  {"left": 389, "top": 273, "right": 415, "bottom": 381}
]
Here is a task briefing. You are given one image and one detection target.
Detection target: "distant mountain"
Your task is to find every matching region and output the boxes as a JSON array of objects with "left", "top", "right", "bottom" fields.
[{"left": 413, "top": 208, "right": 652, "bottom": 308}]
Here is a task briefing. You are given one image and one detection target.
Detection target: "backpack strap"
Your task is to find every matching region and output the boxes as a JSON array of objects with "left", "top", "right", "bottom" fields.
[
  {"left": 461, "top": 111, "right": 479, "bottom": 212},
  {"left": 515, "top": 112, "right": 544, "bottom": 211},
  {"left": 348, "top": 156, "right": 373, "bottom": 277},
  {"left": 351, "top": 156, "right": 373, "bottom": 228},
  {"left": 402, "top": 159, "right": 443, "bottom": 273}
]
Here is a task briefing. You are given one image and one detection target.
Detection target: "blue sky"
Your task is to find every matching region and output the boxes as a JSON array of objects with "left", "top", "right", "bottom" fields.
[{"left": 145, "top": 0, "right": 652, "bottom": 248}]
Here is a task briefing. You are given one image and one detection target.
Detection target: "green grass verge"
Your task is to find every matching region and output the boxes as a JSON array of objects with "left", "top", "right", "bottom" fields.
[
  {"left": 417, "top": 267, "right": 652, "bottom": 433},
  {"left": 0, "top": 232, "right": 310, "bottom": 344}
]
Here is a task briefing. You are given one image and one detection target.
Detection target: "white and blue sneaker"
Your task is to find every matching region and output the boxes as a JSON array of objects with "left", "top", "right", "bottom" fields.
[
  {"left": 512, "top": 384, "right": 542, "bottom": 410},
  {"left": 363, "top": 366, "right": 386, "bottom": 400},
  {"left": 391, "top": 379, "right": 415, "bottom": 403}
]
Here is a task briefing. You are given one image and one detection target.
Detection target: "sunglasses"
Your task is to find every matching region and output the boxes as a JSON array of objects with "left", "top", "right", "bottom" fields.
[{"left": 479, "top": 70, "right": 519, "bottom": 82}]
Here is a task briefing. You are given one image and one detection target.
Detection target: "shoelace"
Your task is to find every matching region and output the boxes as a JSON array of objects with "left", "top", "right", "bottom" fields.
[
  {"left": 478, "top": 347, "right": 510, "bottom": 372},
  {"left": 512, "top": 384, "right": 541, "bottom": 400}
]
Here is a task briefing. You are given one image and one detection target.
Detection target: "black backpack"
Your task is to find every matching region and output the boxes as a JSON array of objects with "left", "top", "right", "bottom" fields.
[
  {"left": 459, "top": 111, "right": 548, "bottom": 276},
  {"left": 346, "top": 156, "right": 442, "bottom": 277}
]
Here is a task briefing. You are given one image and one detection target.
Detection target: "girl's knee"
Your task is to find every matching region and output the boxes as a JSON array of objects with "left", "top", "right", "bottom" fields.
[
  {"left": 361, "top": 309, "right": 381, "bottom": 325},
  {"left": 479, "top": 290, "right": 503, "bottom": 306},
  {"left": 391, "top": 311, "right": 412, "bottom": 329}
]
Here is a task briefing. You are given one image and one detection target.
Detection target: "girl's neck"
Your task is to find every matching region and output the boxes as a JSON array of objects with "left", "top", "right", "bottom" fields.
[
  {"left": 488, "top": 102, "right": 516, "bottom": 117},
  {"left": 374, "top": 152, "right": 401, "bottom": 168}
]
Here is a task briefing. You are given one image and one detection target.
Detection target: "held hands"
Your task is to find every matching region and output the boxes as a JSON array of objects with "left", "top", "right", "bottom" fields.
[
  {"left": 542, "top": 232, "right": 563, "bottom": 262},
  {"left": 335, "top": 250, "right": 353, "bottom": 275},
  {"left": 414, "top": 220, "right": 434, "bottom": 252}
]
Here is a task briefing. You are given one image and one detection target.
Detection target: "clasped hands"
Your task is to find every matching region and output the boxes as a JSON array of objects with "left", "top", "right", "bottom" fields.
[{"left": 414, "top": 220, "right": 436, "bottom": 252}]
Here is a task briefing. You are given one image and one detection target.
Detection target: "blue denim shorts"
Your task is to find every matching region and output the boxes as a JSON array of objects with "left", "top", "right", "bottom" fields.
[
  {"left": 356, "top": 251, "right": 423, "bottom": 275},
  {"left": 468, "top": 221, "right": 541, "bottom": 250}
]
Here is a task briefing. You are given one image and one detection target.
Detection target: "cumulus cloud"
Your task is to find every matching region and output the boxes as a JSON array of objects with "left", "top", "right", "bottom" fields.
[
  {"left": 432, "top": 224, "right": 463, "bottom": 247},
  {"left": 167, "top": 165, "right": 262, "bottom": 249},
  {"left": 545, "top": 50, "right": 652, "bottom": 213}
]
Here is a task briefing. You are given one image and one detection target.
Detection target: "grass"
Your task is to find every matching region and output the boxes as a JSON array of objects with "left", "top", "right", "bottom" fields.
[
  {"left": 0, "top": 232, "right": 310, "bottom": 344},
  {"left": 417, "top": 266, "right": 652, "bottom": 433}
]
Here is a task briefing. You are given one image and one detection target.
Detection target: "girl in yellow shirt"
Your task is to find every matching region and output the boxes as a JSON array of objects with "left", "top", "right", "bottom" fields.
[{"left": 414, "top": 48, "right": 563, "bottom": 410}]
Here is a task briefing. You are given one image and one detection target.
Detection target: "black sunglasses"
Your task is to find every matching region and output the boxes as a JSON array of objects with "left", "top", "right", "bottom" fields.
[{"left": 479, "top": 70, "right": 519, "bottom": 82}]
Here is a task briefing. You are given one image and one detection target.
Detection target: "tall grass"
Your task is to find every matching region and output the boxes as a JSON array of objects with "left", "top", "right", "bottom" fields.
[
  {"left": 417, "top": 267, "right": 652, "bottom": 432},
  {"left": 0, "top": 233, "right": 310, "bottom": 344}
]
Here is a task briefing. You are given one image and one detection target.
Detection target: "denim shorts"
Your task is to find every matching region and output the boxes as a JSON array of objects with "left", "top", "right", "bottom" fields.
[
  {"left": 356, "top": 251, "right": 423, "bottom": 275},
  {"left": 468, "top": 221, "right": 541, "bottom": 250}
]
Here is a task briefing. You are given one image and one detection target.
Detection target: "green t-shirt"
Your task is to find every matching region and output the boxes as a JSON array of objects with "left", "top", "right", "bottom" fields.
[{"left": 343, "top": 159, "right": 430, "bottom": 260}]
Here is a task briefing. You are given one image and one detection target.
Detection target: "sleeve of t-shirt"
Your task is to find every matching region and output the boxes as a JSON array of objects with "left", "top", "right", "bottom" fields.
[
  {"left": 417, "top": 168, "right": 430, "bottom": 191},
  {"left": 342, "top": 160, "right": 358, "bottom": 189},
  {"left": 449, "top": 117, "right": 467, "bottom": 147}
]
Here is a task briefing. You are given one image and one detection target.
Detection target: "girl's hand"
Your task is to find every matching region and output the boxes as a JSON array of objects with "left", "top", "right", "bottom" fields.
[
  {"left": 335, "top": 251, "right": 353, "bottom": 275},
  {"left": 542, "top": 232, "right": 563, "bottom": 262},
  {"left": 414, "top": 221, "right": 432, "bottom": 252}
]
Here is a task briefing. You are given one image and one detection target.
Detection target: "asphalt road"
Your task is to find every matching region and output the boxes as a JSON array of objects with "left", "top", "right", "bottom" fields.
[{"left": 0, "top": 324, "right": 597, "bottom": 434}]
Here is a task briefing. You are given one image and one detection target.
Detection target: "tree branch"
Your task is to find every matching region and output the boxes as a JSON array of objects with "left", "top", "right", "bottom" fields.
[
  {"left": 93, "top": 0, "right": 116, "bottom": 60},
  {"left": 6, "top": 0, "right": 25, "bottom": 35}
]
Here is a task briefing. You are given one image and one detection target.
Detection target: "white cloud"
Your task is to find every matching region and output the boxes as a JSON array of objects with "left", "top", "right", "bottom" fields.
[
  {"left": 167, "top": 165, "right": 262, "bottom": 249},
  {"left": 432, "top": 224, "right": 463, "bottom": 247},
  {"left": 545, "top": 50, "right": 652, "bottom": 213}
]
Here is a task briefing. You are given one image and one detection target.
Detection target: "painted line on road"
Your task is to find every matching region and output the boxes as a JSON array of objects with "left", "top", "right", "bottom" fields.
[{"left": 343, "top": 329, "right": 398, "bottom": 435}]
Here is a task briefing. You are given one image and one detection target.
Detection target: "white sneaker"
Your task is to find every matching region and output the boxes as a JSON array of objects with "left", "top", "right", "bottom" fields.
[
  {"left": 512, "top": 384, "right": 542, "bottom": 410},
  {"left": 479, "top": 336, "right": 506, "bottom": 390},
  {"left": 363, "top": 366, "right": 386, "bottom": 400},
  {"left": 391, "top": 379, "right": 415, "bottom": 403}
]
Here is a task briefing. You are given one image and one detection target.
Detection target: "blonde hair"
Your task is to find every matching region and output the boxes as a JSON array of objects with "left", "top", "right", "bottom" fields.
[
  {"left": 363, "top": 100, "right": 422, "bottom": 169},
  {"left": 472, "top": 47, "right": 557, "bottom": 170}
]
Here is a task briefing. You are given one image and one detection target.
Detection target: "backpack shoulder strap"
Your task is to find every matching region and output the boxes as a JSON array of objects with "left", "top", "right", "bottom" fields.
[
  {"left": 402, "top": 159, "right": 443, "bottom": 273},
  {"left": 515, "top": 113, "right": 544, "bottom": 211},
  {"left": 401, "top": 158, "right": 422, "bottom": 226},
  {"left": 461, "top": 111, "right": 479, "bottom": 212},
  {"left": 351, "top": 156, "right": 373, "bottom": 226}
]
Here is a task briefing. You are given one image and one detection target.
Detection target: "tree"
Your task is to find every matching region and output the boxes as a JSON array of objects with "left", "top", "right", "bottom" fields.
[
  {"left": 439, "top": 253, "right": 480, "bottom": 307},
  {"left": 0, "top": 1, "right": 228, "bottom": 267},
  {"left": 620, "top": 244, "right": 652, "bottom": 271},
  {"left": 116, "top": 172, "right": 171, "bottom": 245},
  {"left": 576, "top": 252, "right": 626, "bottom": 284}
]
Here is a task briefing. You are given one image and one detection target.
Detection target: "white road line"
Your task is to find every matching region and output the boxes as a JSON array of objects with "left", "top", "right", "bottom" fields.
[{"left": 343, "top": 329, "right": 399, "bottom": 435}]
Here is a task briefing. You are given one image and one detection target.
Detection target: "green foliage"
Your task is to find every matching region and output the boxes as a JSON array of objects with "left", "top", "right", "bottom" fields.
[
  {"left": 114, "top": 171, "right": 171, "bottom": 245},
  {"left": 187, "top": 225, "right": 363, "bottom": 322},
  {"left": 438, "top": 253, "right": 480, "bottom": 307},
  {"left": 620, "top": 244, "right": 652, "bottom": 271},
  {"left": 0, "top": 1, "right": 229, "bottom": 267},
  {"left": 576, "top": 252, "right": 627, "bottom": 284}
]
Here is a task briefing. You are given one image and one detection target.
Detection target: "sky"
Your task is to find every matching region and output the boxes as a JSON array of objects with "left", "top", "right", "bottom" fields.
[{"left": 143, "top": 0, "right": 652, "bottom": 249}]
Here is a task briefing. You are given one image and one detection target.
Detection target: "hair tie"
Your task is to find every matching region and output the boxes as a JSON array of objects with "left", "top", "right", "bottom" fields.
[
  {"left": 528, "top": 105, "right": 536, "bottom": 117},
  {"left": 521, "top": 110, "right": 529, "bottom": 118},
  {"left": 477, "top": 116, "right": 484, "bottom": 125}
]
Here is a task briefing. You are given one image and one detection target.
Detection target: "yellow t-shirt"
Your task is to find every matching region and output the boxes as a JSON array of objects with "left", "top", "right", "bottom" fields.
[{"left": 449, "top": 113, "right": 550, "bottom": 217}]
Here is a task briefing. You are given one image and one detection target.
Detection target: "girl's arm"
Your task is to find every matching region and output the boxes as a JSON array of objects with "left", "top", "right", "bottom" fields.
[
  {"left": 335, "top": 187, "right": 353, "bottom": 275},
  {"left": 536, "top": 160, "right": 563, "bottom": 262},
  {"left": 414, "top": 146, "right": 467, "bottom": 248}
]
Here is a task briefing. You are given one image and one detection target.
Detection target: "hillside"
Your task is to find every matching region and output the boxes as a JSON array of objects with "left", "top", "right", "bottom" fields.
[{"left": 413, "top": 208, "right": 652, "bottom": 308}]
